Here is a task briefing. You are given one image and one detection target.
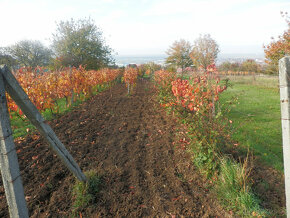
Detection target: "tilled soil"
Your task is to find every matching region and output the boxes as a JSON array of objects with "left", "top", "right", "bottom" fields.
[{"left": 0, "top": 80, "right": 229, "bottom": 217}]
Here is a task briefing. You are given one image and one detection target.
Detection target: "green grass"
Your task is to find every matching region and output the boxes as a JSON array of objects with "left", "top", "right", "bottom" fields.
[
  {"left": 72, "top": 170, "right": 101, "bottom": 215},
  {"left": 220, "top": 75, "right": 283, "bottom": 171},
  {"left": 215, "top": 157, "right": 267, "bottom": 217}
]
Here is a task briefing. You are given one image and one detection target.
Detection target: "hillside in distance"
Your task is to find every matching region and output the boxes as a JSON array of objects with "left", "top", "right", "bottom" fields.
[{"left": 114, "top": 53, "right": 265, "bottom": 67}]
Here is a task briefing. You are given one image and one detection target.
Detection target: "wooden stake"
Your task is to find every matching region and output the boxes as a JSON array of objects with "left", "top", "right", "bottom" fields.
[
  {"left": 279, "top": 56, "right": 290, "bottom": 217},
  {"left": 0, "top": 65, "right": 86, "bottom": 182},
  {"left": 0, "top": 72, "right": 29, "bottom": 218}
]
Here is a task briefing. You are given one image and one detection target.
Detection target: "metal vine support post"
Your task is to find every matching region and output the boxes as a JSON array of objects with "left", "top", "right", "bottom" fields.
[
  {"left": 279, "top": 56, "right": 290, "bottom": 217},
  {"left": 0, "top": 65, "right": 87, "bottom": 217}
]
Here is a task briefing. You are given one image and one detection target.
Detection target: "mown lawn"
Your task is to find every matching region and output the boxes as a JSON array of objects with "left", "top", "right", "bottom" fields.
[{"left": 220, "top": 75, "right": 283, "bottom": 171}]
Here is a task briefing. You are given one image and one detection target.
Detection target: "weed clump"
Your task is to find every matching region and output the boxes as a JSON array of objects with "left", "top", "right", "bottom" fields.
[
  {"left": 216, "top": 158, "right": 267, "bottom": 217},
  {"left": 72, "top": 170, "right": 101, "bottom": 214}
]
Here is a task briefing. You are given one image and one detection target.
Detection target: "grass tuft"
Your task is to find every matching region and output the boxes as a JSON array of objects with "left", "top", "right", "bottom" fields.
[
  {"left": 215, "top": 157, "right": 267, "bottom": 217},
  {"left": 72, "top": 171, "right": 101, "bottom": 214}
]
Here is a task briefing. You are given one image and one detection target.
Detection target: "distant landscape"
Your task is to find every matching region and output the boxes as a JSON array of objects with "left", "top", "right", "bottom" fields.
[{"left": 115, "top": 53, "right": 266, "bottom": 67}]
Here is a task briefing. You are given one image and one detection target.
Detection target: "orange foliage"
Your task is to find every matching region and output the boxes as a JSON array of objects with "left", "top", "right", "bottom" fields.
[
  {"left": 171, "top": 75, "right": 226, "bottom": 113},
  {"left": 124, "top": 67, "right": 138, "bottom": 86},
  {"left": 154, "top": 70, "right": 176, "bottom": 89},
  {"left": 7, "top": 66, "right": 121, "bottom": 115},
  {"left": 155, "top": 64, "right": 227, "bottom": 114},
  {"left": 264, "top": 12, "right": 290, "bottom": 67}
]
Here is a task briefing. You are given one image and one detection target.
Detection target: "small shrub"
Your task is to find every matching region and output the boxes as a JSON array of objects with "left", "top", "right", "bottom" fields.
[
  {"left": 72, "top": 171, "right": 101, "bottom": 214},
  {"left": 153, "top": 66, "right": 267, "bottom": 216}
]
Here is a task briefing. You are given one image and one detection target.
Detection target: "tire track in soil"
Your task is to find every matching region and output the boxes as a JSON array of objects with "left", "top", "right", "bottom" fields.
[{"left": 0, "top": 79, "right": 229, "bottom": 217}]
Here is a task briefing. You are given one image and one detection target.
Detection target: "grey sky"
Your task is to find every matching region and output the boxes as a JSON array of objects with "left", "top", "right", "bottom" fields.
[{"left": 0, "top": 0, "right": 289, "bottom": 55}]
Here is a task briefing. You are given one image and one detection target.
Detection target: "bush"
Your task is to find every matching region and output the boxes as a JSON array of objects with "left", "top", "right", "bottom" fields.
[
  {"left": 153, "top": 65, "right": 267, "bottom": 216},
  {"left": 72, "top": 171, "right": 101, "bottom": 214}
]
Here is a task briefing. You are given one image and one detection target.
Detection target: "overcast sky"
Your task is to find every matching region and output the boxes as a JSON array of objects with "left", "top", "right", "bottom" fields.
[{"left": 0, "top": 0, "right": 289, "bottom": 56}]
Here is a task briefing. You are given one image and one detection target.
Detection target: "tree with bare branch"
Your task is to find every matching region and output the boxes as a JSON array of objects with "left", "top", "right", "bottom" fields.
[
  {"left": 166, "top": 39, "right": 193, "bottom": 75},
  {"left": 190, "top": 34, "right": 220, "bottom": 70}
]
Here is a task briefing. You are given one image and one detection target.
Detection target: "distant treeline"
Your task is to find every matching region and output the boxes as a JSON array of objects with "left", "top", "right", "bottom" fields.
[
  {"left": 0, "top": 18, "right": 115, "bottom": 71},
  {"left": 218, "top": 59, "right": 277, "bottom": 74}
]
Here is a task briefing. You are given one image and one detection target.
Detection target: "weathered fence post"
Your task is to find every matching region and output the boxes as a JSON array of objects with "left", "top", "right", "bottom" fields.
[
  {"left": 279, "top": 56, "right": 290, "bottom": 217},
  {"left": 0, "top": 65, "right": 86, "bottom": 182},
  {"left": 0, "top": 72, "right": 29, "bottom": 218}
]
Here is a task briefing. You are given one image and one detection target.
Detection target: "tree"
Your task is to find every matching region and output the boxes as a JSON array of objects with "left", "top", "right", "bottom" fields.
[
  {"left": 52, "top": 18, "right": 114, "bottom": 70},
  {"left": 190, "top": 34, "right": 220, "bottom": 70},
  {"left": 264, "top": 12, "right": 290, "bottom": 74},
  {"left": 218, "top": 61, "right": 240, "bottom": 72},
  {"left": 240, "top": 59, "right": 261, "bottom": 73},
  {"left": 0, "top": 47, "right": 18, "bottom": 69},
  {"left": 166, "top": 39, "right": 193, "bottom": 73},
  {"left": 218, "top": 60, "right": 263, "bottom": 74},
  {"left": 218, "top": 61, "right": 232, "bottom": 72},
  {"left": 7, "top": 40, "right": 52, "bottom": 68}
]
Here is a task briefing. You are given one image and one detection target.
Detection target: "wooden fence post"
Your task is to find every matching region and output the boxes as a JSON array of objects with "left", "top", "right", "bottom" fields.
[
  {"left": 279, "top": 56, "right": 290, "bottom": 217},
  {"left": 0, "top": 65, "right": 86, "bottom": 182},
  {"left": 0, "top": 72, "right": 29, "bottom": 218}
]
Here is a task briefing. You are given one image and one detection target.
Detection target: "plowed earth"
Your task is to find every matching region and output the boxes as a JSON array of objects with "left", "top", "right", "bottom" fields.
[{"left": 0, "top": 80, "right": 230, "bottom": 217}]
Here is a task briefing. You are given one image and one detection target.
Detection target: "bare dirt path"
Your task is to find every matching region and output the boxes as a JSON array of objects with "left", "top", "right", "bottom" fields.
[{"left": 0, "top": 80, "right": 227, "bottom": 217}]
